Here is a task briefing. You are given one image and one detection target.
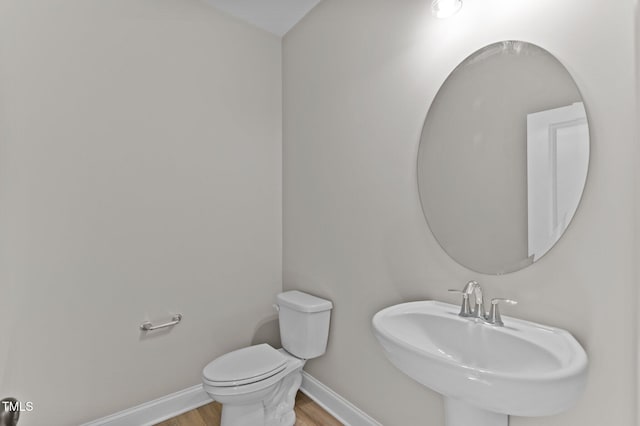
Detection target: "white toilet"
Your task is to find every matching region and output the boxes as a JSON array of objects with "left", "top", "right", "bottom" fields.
[{"left": 202, "top": 290, "right": 333, "bottom": 426}]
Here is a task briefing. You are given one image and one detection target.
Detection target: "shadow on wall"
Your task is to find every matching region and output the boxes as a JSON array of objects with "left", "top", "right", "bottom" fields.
[{"left": 251, "top": 315, "right": 281, "bottom": 348}]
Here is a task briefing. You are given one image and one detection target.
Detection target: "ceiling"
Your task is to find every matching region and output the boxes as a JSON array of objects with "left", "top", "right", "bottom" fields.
[{"left": 202, "top": 0, "right": 323, "bottom": 37}]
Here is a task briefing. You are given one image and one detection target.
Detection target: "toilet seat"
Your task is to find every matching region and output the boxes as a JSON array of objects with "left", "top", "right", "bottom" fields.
[
  {"left": 202, "top": 348, "right": 305, "bottom": 406},
  {"left": 203, "top": 344, "right": 287, "bottom": 387}
]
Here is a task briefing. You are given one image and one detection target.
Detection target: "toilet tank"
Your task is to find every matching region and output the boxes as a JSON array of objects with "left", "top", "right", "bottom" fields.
[{"left": 276, "top": 291, "right": 333, "bottom": 359}]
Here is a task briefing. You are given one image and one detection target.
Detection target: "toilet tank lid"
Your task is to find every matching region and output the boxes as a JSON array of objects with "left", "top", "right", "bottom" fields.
[{"left": 277, "top": 291, "right": 333, "bottom": 313}]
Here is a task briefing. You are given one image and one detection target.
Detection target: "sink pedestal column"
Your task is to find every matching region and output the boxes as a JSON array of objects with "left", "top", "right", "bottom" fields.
[{"left": 444, "top": 398, "right": 508, "bottom": 426}]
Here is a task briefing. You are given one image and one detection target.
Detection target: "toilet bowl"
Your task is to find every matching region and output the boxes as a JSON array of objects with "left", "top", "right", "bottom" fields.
[{"left": 202, "top": 291, "right": 333, "bottom": 426}]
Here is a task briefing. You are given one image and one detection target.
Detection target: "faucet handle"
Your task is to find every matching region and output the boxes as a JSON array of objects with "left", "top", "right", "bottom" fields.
[
  {"left": 448, "top": 289, "right": 472, "bottom": 317},
  {"left": 492, "top": 298, "right": 518, "bottom": 305},
  {"left": 487, "top": 298, "right": 518, "bottom": 326}
]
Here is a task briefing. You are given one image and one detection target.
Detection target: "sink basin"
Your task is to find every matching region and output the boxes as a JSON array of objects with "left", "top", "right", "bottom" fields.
[{"left": 372, "top": 301, "right": 587, "bottom": 425}]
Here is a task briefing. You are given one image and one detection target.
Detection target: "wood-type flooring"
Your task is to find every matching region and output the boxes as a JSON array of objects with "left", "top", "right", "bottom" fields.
[{"left": 155, "top": 392, "right": 343, "bottom": 426}]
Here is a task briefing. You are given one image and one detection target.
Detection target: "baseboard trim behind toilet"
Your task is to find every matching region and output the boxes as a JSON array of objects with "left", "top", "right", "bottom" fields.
[
  {"left": 82, "top": 372, "right": 380, "bottom": 426},
  {"left": 80, "top": 385, "right": 212, "bottom": 426},
  {"left": 300, "top": 371, "right": 383, "bottom": 426}
]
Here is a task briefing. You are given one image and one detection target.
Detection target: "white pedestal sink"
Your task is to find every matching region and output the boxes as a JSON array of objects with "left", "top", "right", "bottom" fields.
[{"left": 372, "top": 301, "right": 588, "bottom": 426}]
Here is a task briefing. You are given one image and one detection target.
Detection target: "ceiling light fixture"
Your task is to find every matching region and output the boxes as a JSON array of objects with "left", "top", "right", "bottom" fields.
[{"left": 432, "top": 0, "right": 462, "bottom": 18}]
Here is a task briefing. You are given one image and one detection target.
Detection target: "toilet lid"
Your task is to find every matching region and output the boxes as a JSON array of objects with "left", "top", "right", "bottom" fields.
[{"left": 203, "top": 344, "right": 287, "bottom": 387}]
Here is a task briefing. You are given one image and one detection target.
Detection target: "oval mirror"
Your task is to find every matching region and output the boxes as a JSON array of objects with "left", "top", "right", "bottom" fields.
[{"left": 418, "top": 41, "right": 589, "bottom": 275}]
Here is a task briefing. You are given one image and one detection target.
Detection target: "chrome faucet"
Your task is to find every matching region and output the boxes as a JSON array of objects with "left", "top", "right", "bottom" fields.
[
  {"left": 466, "top": 280, "right": 485, "bottom": 319},
  {"left": 449, "top": 280, "right": 483, "bottom": 318},
  {"left": 449, "top": 281, "right": 517, "bottom": 327}
]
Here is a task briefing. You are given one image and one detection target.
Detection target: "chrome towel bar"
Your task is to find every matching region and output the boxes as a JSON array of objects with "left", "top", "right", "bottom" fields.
[{"left": 140, "top": 313, "right": 182, "bottom": 331}]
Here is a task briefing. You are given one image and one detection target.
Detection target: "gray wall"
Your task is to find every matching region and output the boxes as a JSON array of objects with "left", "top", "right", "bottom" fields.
[
  {"left": 0, "top": 1, "right": 282, "bottom": 424},
  {"left": 283, "top": 0, "right": 637, "bottom": 425}
]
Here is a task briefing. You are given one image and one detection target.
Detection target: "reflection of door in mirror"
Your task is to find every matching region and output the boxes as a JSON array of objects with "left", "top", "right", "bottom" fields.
[{"left": 527, "top": 102, "right": 589, "bottom": 261}]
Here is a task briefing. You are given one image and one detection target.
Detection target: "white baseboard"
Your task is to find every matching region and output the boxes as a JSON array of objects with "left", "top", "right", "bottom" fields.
[
  {"left": 81, "top": 372, "right": 380, "bottom": 426},
  {"left": 80, "top": 384, "right": 212, "bottom": 426},
  {"left": 300, "top": 371, "right": 382, "bottom": 426}
]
